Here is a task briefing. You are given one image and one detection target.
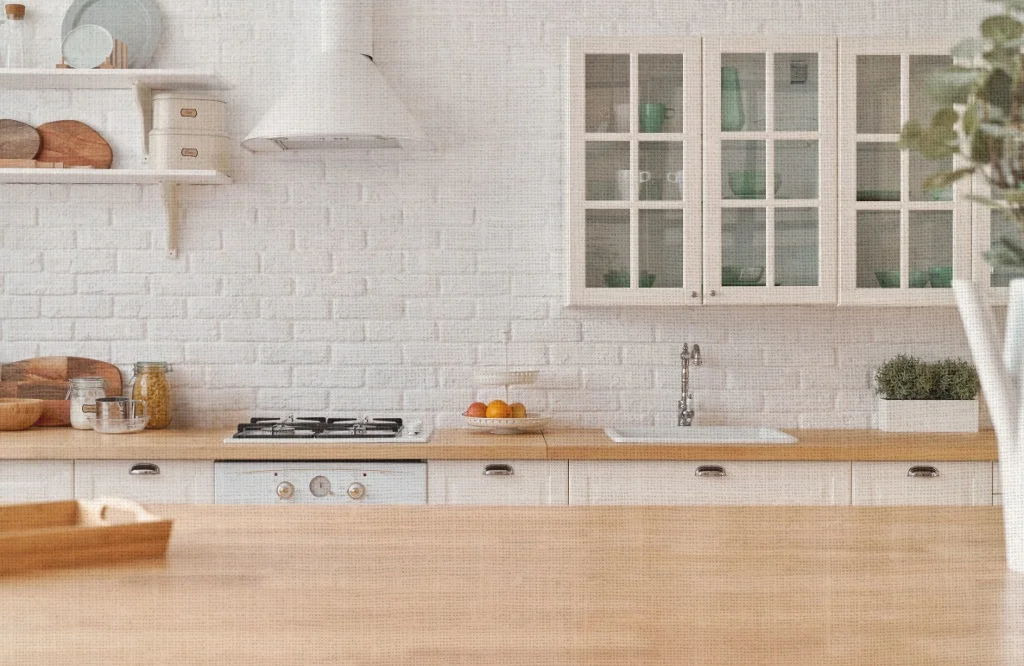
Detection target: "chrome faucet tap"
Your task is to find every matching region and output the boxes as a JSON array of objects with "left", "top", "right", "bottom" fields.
[{"left": 678, "top": 344, "right": 702, "bottom": 426}]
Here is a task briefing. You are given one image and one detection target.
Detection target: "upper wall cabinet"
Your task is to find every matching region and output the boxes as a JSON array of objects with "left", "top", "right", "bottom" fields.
[
  {"left": 837, "top": 39, "right": 971, "bottom": 306},
  {"left": 567, "top": 38, "right": 703, "bottom": 306},
  {"left": 703, "top": 37, "right": 837, "bottom": 305}
]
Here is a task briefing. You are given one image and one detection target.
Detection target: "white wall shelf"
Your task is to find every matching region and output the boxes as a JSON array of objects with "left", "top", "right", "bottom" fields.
[
  {"left": 0, "top": 69, "right": 229, "bottom": 90},
  {"left": 0, "top": 69, "right": 232, "bottom": 259}
]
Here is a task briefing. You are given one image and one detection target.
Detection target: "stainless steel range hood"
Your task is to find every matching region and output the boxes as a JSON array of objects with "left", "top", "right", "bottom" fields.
[{"left": 242, "top": 0, "right": 426, "bottom": 152}]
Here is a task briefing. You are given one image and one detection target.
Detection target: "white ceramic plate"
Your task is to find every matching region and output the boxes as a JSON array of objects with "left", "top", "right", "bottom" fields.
[
  {"left": 62, "top": 0, "right": 162, "bottom": 68},
  {"left": 464, "top": 415, "right": 551, "bottom": 435},
  {"left": 62, "top": 24, "right": 114, "bottom": 69}
]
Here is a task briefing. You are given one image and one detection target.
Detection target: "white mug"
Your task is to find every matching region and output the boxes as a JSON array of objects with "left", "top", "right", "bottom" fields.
[
  {"left": 666, "top": 170, "right": 685, "bottom": 199},
  {"left": 617, "top": 169, "right": 651, "bottom": 200}
]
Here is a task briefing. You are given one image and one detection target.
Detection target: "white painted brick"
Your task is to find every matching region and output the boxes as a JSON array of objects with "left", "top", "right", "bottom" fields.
[
  {"left": 259, "top": 206, "right": 329, "bottom": 228},
  {"left": 78, "top": 275, "right": 148, "bottom": 295},
  {"left": 549, "top": 343, "right": 620, "bottom": 365},
  {"left": 222, "top": 276, "right": 294, "bottom": 296},
  {"left": 188, "top": 251, "right": 258, "bottom": 274},
  {"left": 404, "top": 298, "right": 476, "bottom": 319},
  {"left": 296, "top": 229, "right": 366, "bottom": 252},
  {"left": 332, "top": 343, "right": 404, "bottom": 364},
  {"left": 262, "top": 252, "right": 333, "bottom": 274},
  {"left": 75, "top": 319, "right": 146, "bottom": 341},
  {"left": 0, "top": 297, "right": 39, "bottom": 318},
  {"left": 116, "top": 251, "right": 188, "bottom": 274},
  {"left": 295, "top": 275, "right": 365, "bottom": 297},
  {"left": 109, "top": 342, "right": 185, "bottom": 364},
  {"left": 8, "top": 229, "right": 75, "bottom": 250},
  {"left": 549, "top": 391, "right": 620, "bottom": 412},
  {"left": 222, "top": 321, "right": 292, "bottom": 342},
  {"left": 0, "top": 251, "right": 42, "bottom": 272},
  {"left": 36, "top": 204, "right": 109, "bottom": 228},
  {"left": 44, "top": 251, "right": 116, "bottom": 273},
  {"left": 5, "top": 320, "right": 73, "bottom": 341},
  {"left": 442, "top": 274, "right": 510, "bottom": 296},
  {"left": 262, "top": 298, "right": 330, "bottom": 320},
  {"left": 207, "top": 365, "right": 290, "bottom": 388},
  {"left": 512, "top": 320, "right": 582, "bottom": 342},
  {"left": 189, "top": 297, "right": 261, "bottom": 319},
  {"left": 476, "top": 343, "right": 548, "bottom": 367},
  {"left": 41, "top": 296, "right": 112, "bottom": 318},
  {"left": 475, "top": 298, "right": 548, "bottom": 320},
  {"left": 114, "top": 297, "right": 186, "bottom": 319},
  {"left": 366, "top": 227, "right": 441, "bottom": 250},
  {"left": 186, "top": 344, "right": 257, "bottom": 365},
  {"left": 221, "top": 228, "right": 294, "bottom": 251},
  {"left": 256, "top": 389, "right": 329, "bottom": 411},
  {"left": 148, "top": 320, "right": 220, "bottom": 342},
  {"left": 331, "top": 297, "right": 404, "bottom": 319},
  {"left": 328, "top": 389, "right": 404, "bottom": 411},
  {"left": 438, "top": 320, "right": 507, "bottom": 343},
  {"left": 5, "top": 274, "right": 76, "bottom": 295},
  {"left": 584, "top": 366, "right": 653, "bottom": 390},
  {"left": 151, "top": 275, "right": 220, "bottom": 296},
  {"left": 404, "top": 250, "right": 477, "bottom": 274},
  {"left": 293, "top": 366, "right": 364, "bottom": 389},
  {"left": 78, "top": 229, "right": 151, "bottom": 250},
  {"left": 260, "top": 343, "right": 330, "bottom": 365},
  {"left": 582, "top": 320, "right": 654, "bottom": 342},
  {"left": 366, "top": 367, "right": 438, "bottom": 389},
  {"left": 367, "top": 321, "right": 438, "bottom": 341},
  {"left": 401, "top": 343, "right": 475, "bottom": 366},
  {"left": 293, "top": 321, "right": 365, "bottom": 342}
]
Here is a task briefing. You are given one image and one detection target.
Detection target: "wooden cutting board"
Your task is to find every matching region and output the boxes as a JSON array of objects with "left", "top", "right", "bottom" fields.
[
  {"left": 0, "top": 357, "right": 122, "bottom": 426},
  {"left": 35, "top": 121, "right": 112, "bottom": 169},
  {"left": 0, "top": 119, "right": 41, "bottom": 160}
]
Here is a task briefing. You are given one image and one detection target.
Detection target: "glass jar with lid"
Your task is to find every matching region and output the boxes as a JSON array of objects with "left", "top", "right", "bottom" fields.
[
  {"left": 130, "top": 362, "right": 172, "bottom": 429},
  {"left": 67, "top": 377, "right": 108, "bottom": 430}
]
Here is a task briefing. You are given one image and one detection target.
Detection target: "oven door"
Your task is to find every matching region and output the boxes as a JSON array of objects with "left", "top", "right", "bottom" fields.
[{"left": 214, "top": 461, "right": 427, "bottom": 505}]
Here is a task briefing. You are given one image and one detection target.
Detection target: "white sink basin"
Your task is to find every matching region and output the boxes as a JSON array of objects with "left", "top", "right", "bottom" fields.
[{"left": 603, "top": 426, "right": 797, "bottom": 444}]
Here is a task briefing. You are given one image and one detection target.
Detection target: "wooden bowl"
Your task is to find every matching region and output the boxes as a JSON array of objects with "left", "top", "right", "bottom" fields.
[{"left": 0, "top": 398, "right": 45, "bottom": 430}]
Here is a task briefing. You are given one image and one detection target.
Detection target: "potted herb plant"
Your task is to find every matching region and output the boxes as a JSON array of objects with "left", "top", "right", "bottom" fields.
[{"left": 875, "top": 355, "right": 980, "bottom": 432}]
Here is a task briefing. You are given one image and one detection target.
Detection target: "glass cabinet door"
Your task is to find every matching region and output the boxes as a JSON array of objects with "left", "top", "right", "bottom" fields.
[
  {"left": 702, "top": 38, "right": 837, "bottom": 304},
  {"left": 973, "top": 197, "right": 1020, "bottom": 304},
  {"left": 838, "top": 39, "right": 970, "bottom": 306},
  {"left": 568, "top": 38, "right": 702, "bottom": 305}
]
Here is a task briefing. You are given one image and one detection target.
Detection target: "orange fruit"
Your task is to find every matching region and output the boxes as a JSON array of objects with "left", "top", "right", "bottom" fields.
[
  {"left": 465, "top": 402, "right": 487, "bottom": 418},
  {"left": 485, "top": 400, "right": 511, "bottom": 418},
  {"left": 509, "top": 402, "right": 527, "bottom": 419}
]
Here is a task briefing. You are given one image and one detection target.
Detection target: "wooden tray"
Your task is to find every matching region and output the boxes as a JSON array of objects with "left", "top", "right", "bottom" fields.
[{"left": 0, "top": 499, "right": 172, "bottom": 575}]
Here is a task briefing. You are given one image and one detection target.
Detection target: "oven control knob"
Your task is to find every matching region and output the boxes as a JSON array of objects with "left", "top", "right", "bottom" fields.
[
  {"left": 310, "top": 475, "right": 331, "bottom": 498},
  {"left": 276, "top": 481, "right": 295, "bottom": 499},
  {"left": 346, "top": 482, "right": 366, "bottom": 500}
]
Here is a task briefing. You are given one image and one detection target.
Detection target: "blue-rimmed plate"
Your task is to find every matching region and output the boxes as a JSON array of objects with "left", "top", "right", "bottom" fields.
[{"left": 62, "top": 0, "right": 162, "bottom": 69}]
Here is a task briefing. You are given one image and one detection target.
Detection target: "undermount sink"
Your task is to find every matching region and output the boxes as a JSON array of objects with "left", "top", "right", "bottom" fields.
[{"left": 603, "top": 426, "right": 798, "bottom": 444}]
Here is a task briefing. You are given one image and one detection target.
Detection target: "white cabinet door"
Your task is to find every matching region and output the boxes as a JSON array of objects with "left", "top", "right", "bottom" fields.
[
  {"left": 703, "top": 37, "right": 838, "bottom": 305},
  {"left": 0, "top": 461, "right": 74, "bottom": 504},
  {"left": 428, "top": 460, "right": 569, "bottom": 505},
  {"left": 567, "top": 37, "right": 704, "bottom": 306},
  {"left": 569, "top": 461, "right": 850, "bottom": 506},
  {"left": 74, "top": 460, "right": 214, "bottom": 504},
  {"left": 837, "top": 38, "right": 971, "bottom": 306},
  {"left": 851, "top": 462, "right": 992, "bottom": 506}
]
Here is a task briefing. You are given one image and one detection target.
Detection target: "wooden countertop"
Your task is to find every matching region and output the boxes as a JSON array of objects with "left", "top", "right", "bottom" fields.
[
  {"left": 0, "top": 427, "right": 999, "bottom": 461},
  {"left": 2, "top": 504, "right": 1021, "bottom": 664}
]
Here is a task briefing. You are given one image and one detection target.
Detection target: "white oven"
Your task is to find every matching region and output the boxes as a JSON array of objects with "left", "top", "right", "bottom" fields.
[{"left": 214, "top": 461, "right": 427, "bottom": 505}]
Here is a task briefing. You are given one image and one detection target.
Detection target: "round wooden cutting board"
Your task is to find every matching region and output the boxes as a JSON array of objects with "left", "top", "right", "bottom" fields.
[
  {"left": 0, "top": 357, "right": 123, "bottom": 426},
  {"left": 0, "top": 119, "right": 41, "bottom": 160},
  {"left": 35, "top": 120, "right": 113, "bottom": 169}
]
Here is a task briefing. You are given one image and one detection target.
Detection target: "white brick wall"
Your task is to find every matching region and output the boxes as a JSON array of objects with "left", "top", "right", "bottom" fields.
[{"left": 0, "top": 0, "right": 984, "bottom": 428}]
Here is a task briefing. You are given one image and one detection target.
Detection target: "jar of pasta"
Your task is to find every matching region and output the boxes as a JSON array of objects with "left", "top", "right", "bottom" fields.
[{"left": 130, "top": 362, "right": 172, "bottom": 429}]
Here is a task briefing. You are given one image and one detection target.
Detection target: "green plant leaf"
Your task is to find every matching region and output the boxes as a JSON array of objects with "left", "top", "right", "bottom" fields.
[
  {"left": 963, "top": 102, "right": 980, "bottom": 135},
  {"left": 927, "top": 69, "right": 981, "bottom": 105},
  {"left": 931, "top": 107, "right": 960, "bottom": 128},
  {"left": 982, "top": 68, "right": 1014, "bottom": 115},
  {"left": 923, "top": 168, "right": 975, "bottom": 190},
  {"left": 969, "top": 130, "right": 992, "bottom": 162},
  {"left": 984, "top": 45, "right": 1023, "bottom": 74},
  {"left": 982, "top": 14, "right": 1024, "bottom": 42}
]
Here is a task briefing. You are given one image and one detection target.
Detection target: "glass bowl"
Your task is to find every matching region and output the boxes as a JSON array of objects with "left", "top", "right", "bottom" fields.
[{"left": 88, "top": 415, "right": 149, "bottom": 434}]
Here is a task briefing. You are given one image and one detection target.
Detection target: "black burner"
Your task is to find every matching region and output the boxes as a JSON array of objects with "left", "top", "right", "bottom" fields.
[{"left": 233, "top": 416, "right": 405, "bottom": 439}]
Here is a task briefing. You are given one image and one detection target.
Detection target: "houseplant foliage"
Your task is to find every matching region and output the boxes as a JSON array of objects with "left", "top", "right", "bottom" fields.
[
  {"left": 875, "top": 354, "right": 980, "bottom": 401},
  {"left": 898, "top": 0, "right": 1024, "bottom": 270}
]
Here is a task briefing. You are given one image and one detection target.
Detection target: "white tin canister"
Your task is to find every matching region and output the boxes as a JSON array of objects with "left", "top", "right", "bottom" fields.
[
  {"left": 152, "top": 91, "right": 227, "bottom": 132},
  {"left": 148, "top": 129, "right": 230, "bottom": 172}
]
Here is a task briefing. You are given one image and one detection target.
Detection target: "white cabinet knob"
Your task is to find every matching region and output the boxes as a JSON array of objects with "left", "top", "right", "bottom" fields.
[
  {"left": 347, "top": 482, "right": 366, "bottom": 500},
  {"left": 276, "top": 481, "right": 294, "bottom": 499}
]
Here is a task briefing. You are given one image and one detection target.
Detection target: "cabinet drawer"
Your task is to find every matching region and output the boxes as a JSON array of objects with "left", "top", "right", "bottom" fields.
[
  {"left": 428, "top": 460, "right": 569, "bottom": 505},
  {"left": 74, "top": 460, "right": 214, "bottom": 504},
  {"left": 569, "top": 461, "right": 850, "bottom": 506},
  {"left": 851, "top": 462, "right": 992, "bottom": 506},
  {"left": 0, "top": 461, "right": 74, "bottom": 504}
]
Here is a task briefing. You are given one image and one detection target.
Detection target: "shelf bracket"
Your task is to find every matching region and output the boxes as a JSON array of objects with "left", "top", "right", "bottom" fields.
[
  {"left": 133, "top": 81, "right": 153, "bottom": 160},
  {"left": 162, "top": 182, "right": 180, "bottom": 259}
]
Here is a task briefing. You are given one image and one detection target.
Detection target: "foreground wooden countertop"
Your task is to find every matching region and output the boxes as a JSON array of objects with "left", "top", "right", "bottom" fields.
[
  {"left": 2, "top": 504, "right": 1021, "bottom": 664},
  {"left": 0, "top": 427, "right": 999, "bottom": 461}
]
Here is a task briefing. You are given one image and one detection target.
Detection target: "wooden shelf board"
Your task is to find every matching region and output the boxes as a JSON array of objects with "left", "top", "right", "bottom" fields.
[
  {"left": 0, "top": 69, "right": 229, "bottom": 90},
  {"left": 0, "top": 169, "right": 231, "bottom": 185}
]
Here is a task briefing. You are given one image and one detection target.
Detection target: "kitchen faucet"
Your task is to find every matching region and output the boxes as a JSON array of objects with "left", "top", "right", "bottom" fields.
[{"left": 678, "top": 344, "right": 702, "bottom": 426}]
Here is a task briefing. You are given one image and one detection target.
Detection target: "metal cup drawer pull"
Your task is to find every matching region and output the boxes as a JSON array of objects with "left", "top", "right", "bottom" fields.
[
  {"left": 129, "top": 462, "right": 160, "bottom": 475},
  {"left": 695, "top": 465, "right": 726, "bottom": 477},
  {"left": 483, "top": 464, "right": 514, "bottom": 476},
  {"left": 907, "top": 465, "right": 939, "bottom": 478}
]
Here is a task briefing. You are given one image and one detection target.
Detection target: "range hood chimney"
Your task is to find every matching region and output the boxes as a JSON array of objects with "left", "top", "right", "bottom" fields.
[{"left": 242, "top": 0, "right": 426, "bottom": 151}]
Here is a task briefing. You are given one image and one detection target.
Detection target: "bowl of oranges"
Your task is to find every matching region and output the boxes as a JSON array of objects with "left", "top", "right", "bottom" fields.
[{"left": 464, "top": 399, "right": 551, "bottom": 434}]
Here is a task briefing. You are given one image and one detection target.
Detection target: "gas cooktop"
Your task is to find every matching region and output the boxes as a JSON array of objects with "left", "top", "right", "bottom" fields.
[{"left": 224, "top": 417, "right": 432, "bottom": 444}]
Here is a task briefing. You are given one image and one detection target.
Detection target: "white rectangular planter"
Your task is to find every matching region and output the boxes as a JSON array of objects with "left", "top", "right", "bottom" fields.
[{"left": 876, "top": 399, "right": 979, "bottom": 433}]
